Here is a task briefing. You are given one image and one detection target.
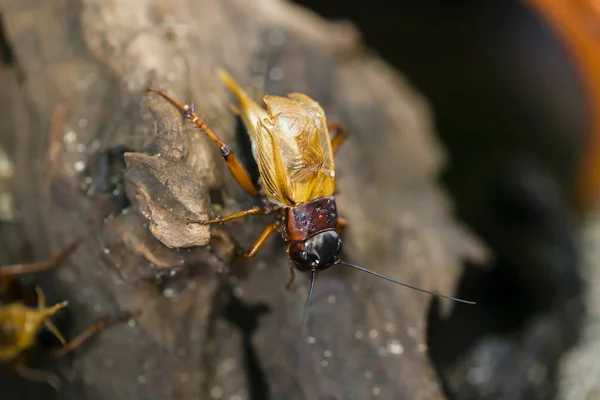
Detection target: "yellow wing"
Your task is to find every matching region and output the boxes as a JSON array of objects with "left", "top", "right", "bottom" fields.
[{"left": 218, "top": 70, "right": 335, "bottom": 206}]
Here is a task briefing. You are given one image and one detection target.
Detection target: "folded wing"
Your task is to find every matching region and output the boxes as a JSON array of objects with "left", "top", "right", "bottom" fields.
[{"left": 219, "top": 70, "right": 335, "bottom": 206}]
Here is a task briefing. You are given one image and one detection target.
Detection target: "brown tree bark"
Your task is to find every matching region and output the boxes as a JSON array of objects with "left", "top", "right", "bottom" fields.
[{"left": 0, "top": 0, "right": 487, "bottom": 399}]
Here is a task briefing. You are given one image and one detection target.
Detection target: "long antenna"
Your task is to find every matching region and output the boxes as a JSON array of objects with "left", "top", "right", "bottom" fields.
[
  {"left": 300, "top": 269, "right": 317, "bottom": 331},
  {"left": 338, "top": 261, "right": 475, "bottom": 304},
  {"left": 294, "top": 269, "right": 318, "bottom": 382}
]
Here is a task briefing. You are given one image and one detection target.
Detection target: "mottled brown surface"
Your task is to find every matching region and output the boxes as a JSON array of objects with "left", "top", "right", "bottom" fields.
[{"left": 0, "top": 0, "right": 486, "bottom": 399}]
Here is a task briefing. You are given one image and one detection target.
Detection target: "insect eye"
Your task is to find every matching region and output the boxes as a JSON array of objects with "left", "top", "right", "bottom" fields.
[
  {"left": 336, "top": 239, "right": 343, "bottom": 254},
  {"left": 299, "top": 251, "right": 309, "bottom": 261}
]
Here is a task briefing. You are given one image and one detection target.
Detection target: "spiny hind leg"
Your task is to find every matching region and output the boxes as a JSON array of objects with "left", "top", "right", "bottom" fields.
[
  {"left": 147, "top": 88, "right": 259, "bottom": 197},
  {"left": 328, "top": 123, "right": 349, "bottom": 154}
]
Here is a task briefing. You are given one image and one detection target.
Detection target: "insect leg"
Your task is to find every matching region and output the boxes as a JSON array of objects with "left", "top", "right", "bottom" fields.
[
  {"left": 0, "top": 240, "right": 80, "bottom": 277},
  {"left": 238, "top": 222, "right": 279, "bottom": 260},
  {"left": 328, "top": 123, "right": 349, "bottom": 154},
  {"left": 336, "top": 217, "right": 348, "bottom": 234},
  {"left": 188, "top": 206, "right": 266, "bottom": 225},
  {"left": 147, "top": 88, "right": 259, "bottom": 197},
  {"left": 12, "top": 355, "right": 62, "bottom": 390},
  {"left": 285, "top": 261, "right": 296, "bottom": 290},
  {"left": 50, "top": 311, "right": 137, "bottom": 358}
]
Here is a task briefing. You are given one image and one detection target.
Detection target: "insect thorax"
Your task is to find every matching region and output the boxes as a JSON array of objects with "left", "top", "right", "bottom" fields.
[{"left": 283, "top": 196, "right": 338, "bottom": 242}]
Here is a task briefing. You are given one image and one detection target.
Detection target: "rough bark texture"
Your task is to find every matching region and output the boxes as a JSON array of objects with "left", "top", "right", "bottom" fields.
[{"left": 0, "top": 0, "right": 487, "bottom": 399}]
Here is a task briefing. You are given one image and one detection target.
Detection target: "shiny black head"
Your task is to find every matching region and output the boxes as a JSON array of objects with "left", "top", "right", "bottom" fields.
[{"left": 288, "top": 230, "right": 342, "bottom": 272}]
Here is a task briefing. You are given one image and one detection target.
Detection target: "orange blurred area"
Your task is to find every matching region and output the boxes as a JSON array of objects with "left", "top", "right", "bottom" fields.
[{"left": 526, "top": 0, "right": 600, "bottom": 211}]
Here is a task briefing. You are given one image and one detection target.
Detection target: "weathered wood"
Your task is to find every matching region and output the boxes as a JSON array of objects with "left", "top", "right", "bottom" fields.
[{"left": 0, "top": 0, "right": 486, "bottom": 399}]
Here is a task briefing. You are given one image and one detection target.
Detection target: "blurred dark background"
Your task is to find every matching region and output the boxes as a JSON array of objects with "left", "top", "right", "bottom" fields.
[{"left": 292, "top": 0, "right": 587, "bottom": 399}]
